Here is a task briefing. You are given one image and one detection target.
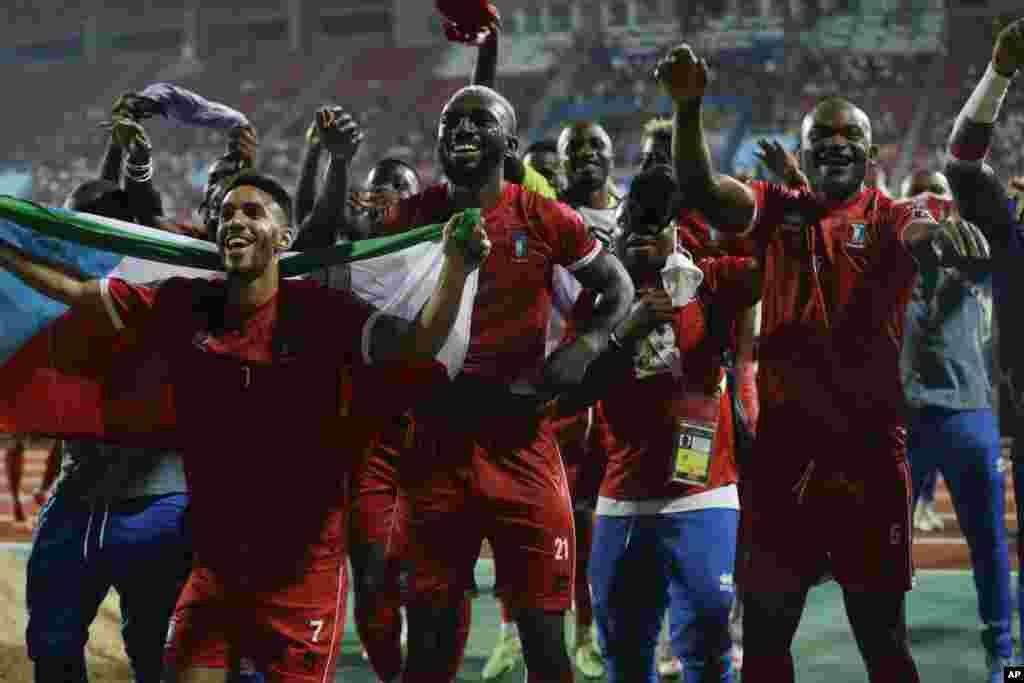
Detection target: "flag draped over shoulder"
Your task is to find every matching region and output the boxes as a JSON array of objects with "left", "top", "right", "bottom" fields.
[{"left": 0, "top": 195, "right": 479, "bottom": 439}]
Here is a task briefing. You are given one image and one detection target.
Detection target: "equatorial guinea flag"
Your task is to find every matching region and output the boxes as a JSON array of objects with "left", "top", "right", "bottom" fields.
[{"left": 0, "top": 196, "right": 478, "bottom": 443}]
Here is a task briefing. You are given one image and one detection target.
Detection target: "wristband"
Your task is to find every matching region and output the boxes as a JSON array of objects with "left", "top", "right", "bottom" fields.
[{"left": 124, "top": 159, "right": 154, "bottom": 183}]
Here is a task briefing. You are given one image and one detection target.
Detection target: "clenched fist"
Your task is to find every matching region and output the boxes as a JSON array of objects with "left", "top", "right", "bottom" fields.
[
  {"left": 443, "top": 212, "right": 491, "bottom": 272},
  {"left": 993, "top": 17, "right": 1024, "bottom": 77},
  {"left": 316, "top": 107, "right": 363, "bottom": 162},
  {"left": 654, "top": 44, "right": 710, "bottom": 104}
]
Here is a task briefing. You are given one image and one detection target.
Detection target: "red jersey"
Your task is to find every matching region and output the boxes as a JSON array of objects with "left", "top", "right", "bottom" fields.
[
  {"left": 744, "top": 182, "right": 925, "bottom": 429},
  {"left": 595, "top": 257, "right": 759, "bottom": 503},
  {"left": 383, "top": 183, "right": 601, "bottom": 384},
  {"left": 102, "top": 276, "right": 383, "bottom": 586}
]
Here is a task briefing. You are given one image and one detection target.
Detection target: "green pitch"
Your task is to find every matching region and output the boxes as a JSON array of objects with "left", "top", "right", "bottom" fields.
[{"left": 334, "top": 562, "right": 1010, "bottom": 681}]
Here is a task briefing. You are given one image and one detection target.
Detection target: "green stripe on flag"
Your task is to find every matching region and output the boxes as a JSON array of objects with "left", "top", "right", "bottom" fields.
[{"left": 0, "top": 196, "right": 482, "bottom": 277}]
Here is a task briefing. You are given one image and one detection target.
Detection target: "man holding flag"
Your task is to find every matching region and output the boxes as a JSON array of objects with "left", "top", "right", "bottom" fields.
[
  {"left": 0, "top": 168, "right": 490, "bottom": 682},
  {"left": 378, "top": 81, "right": 634, "bottom": 683}
]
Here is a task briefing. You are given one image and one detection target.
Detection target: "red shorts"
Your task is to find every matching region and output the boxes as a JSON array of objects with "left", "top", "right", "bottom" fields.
[
  {"left": 164, "top": 560, "right": 348, "bottom": 682},
  {"left": 398, "top": 416, "right": 575, "bottom": 611},
  {"left": 551, "top": 406, "right": 608, "bottom": 508},
  {"left": 742, "top": 431, "right": 913, "bottom": 594},
  {"left": 351, "top": 451, "right": 401, "bottom": 549}
]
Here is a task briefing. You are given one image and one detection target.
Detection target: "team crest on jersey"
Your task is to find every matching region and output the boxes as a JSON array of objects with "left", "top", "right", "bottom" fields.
[
  {"left": 847, "top": 223, "right": 867, "bottom": 247},
  {"left": 511, "top": 230, "right": 529, "bottom": 262}
]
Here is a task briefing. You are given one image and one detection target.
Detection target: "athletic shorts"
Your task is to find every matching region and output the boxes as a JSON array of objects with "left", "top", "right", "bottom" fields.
[
  {"left": 350, "top": 451, "right": 401, "bottom": 549},
  {"left": 551, "top": 407, "right": 607, "bottom": 508},
  {"left": 164, "top": 559, "right": 348, "bottom": 683},
  {"left": 741, "top": 428, "right": 913, "bottom": 594},
  {"left": 398, "top": 415, "right": 576, "bottom": 612}
]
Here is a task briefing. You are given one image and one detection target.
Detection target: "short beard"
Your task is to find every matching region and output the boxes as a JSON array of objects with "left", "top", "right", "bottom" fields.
[
  {"left": 441, "top": 153, "right": 502, "bottom": 190},
  {"left": 813, "top": 165, "right": 868, "bottom": 201}
]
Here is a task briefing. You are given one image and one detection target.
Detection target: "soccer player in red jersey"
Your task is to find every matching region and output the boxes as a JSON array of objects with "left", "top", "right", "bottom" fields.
[
  {"left": 0, "top": 169, "right": 490, "bottom": 683},
  {"left": 374, "top": 84, "right": 634, "bottom": 683},
  {"left": 652, "top": 43, "right": 990, "bottom": 683}
]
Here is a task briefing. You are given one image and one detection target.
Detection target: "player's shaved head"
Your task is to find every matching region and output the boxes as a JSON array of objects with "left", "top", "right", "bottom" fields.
[
  {"left": 437, "top": 85, "right": 518, "bottom": 190},
  {"left": 559, "top": 121, "right": 615, "bottom": 194},
  {"left": 440, "top": 85, "right": 517, "bottom": 137},
  {"left": 801, "top": 97, "right": 873, "bottom": 148},
  {"left": 799, "top": 96, "right": 877, "bottom": 200},
  {"left": 900, "top": 170, "right": 951, "bottom": 199}
]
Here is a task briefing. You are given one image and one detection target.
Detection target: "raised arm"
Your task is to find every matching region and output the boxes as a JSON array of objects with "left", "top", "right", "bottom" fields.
[
  {"left": 471, "top": 20, "right": 499, "bottom": 88},
  {"left": 655, "top": 45, "right": 757, "bottom": 234},
  {"left": 97, "top": 136, "right": 124, "bottom": 184},
  {"left": 294, "top": 107, "right": 364, "bottom": 249},
  {"left": 0, "top": 243, "right": 106, "bottom": 317},
  {"left": 367, "top": 214, "right": 491, "bottom": 362},
  {"left": 294, "top": 116, "right": 325, "bottom": 227},
  {"left": 945, "top": 18, "right": 1024, "bottom": 248},
  {"left": 109, "top": 117, "right": 167, "bottom": 228}
]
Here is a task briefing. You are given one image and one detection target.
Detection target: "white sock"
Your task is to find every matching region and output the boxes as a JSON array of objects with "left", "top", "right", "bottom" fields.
[{"left": 501, "top": 621, "right": 519, "bottom": 639}]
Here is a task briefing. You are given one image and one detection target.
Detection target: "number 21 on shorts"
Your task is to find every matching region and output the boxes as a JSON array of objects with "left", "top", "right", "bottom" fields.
[{"left": 554, "top": 536, "right": 569, "bottom": 561}]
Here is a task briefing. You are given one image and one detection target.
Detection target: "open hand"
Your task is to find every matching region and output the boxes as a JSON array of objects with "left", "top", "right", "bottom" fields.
[
  {"left": 756, "top": 139, "right": 802, "bottom": 185},
  {"left": 934, "top": 217, "right": 991, "bottom": 267}
]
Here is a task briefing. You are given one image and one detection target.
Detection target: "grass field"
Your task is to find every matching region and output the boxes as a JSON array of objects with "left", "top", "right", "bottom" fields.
[{"left": 2, "top": 439, "right": 1021, "bottom": 681}]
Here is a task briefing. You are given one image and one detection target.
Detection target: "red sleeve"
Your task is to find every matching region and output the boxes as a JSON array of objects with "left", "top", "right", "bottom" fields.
[
  {"left": 100, "top": 277, "right": 160, "bottom": 332},
  {"left": 876, "top": 195, "right": 937, "bottom": 267},
  {"left": 536, "top": 195, "right": 602, "bottom": 272},
  {"left": 698, "top": 256, "right": 761, "bottom": 312}
]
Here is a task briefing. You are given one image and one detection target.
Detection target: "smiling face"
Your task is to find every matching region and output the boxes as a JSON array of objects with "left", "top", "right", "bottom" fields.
[
  {"left": 437, "top": 88, "right": 516, "bottom": 190},
  {"left": 559, "top": 123, "right": 614, "bottom": 194},
  {"left": 800, "top": 99, "right": 875, "bottom": 201},
  {"left": 365, "top": 161, "right": 421, "bottom": 199},
  {"left": 216, "top": 185, "right": 294, "bottom": 278}
]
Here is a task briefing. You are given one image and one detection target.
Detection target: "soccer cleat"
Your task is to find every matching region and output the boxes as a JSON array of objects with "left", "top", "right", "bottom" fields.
[
  {"left": 731, "top": 641, "right": 744, "bottom": 672},
  {"left": 923, "top": 501, "right": 944, "bottom": 531},
  {"left": 913, "top": 500, "right": 935, "bottom": 532},
  {"left": 574, "top": 637, "right": 606, "bottom": 679},
  {"left": 656, "top": 655, "right": 683, "bottom": 678},
  {"left": 481, "top": 630, "right": 523, "bottom": 680}
]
